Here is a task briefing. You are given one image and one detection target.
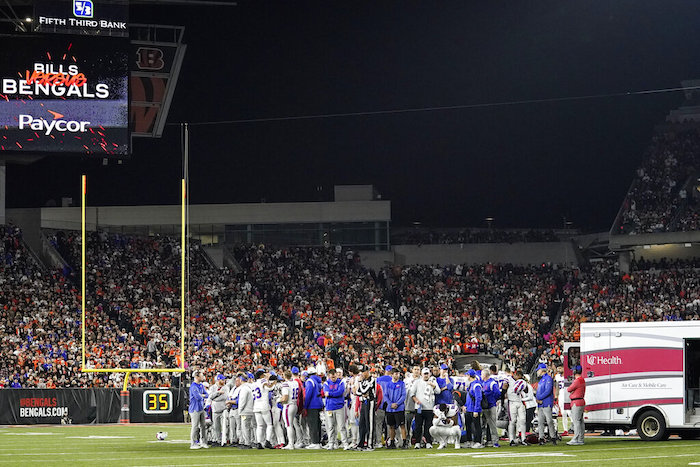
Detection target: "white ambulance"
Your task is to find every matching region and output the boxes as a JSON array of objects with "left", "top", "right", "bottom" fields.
[{"left": 563, "top": 321, "right": 700, "bottom": 441}]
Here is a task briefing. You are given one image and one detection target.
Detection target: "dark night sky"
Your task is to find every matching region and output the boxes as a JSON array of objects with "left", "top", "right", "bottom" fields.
[{"left": 7, "top": 0, "right": 700, "bottom": 231}]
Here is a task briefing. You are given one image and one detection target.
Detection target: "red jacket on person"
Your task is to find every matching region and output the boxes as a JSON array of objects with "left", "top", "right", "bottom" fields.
[{"left": 567, "top": 375, "right": 585, "bottom": 407}]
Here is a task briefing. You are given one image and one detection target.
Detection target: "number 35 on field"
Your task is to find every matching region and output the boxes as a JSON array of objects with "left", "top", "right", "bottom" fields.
[{"left": 143, "top": 390, "right": 173, "bottom": 414}]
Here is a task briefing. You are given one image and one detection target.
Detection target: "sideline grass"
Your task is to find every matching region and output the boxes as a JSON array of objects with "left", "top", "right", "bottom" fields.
[{"left": 0, "top": 424, "right": 698, "bottom": 466}]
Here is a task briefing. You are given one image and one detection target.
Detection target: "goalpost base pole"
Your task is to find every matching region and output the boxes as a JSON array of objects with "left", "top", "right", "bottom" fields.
[{"left": 119, "top": 371, "right": 131, "bottom": 424}]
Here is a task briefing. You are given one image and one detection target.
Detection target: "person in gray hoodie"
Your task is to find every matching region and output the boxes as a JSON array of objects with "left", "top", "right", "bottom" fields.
[
  {"left": 208, "top": 374, "right": 230, "bottom": 446},
  {"left": 237, "top": 375, "right": 255, "bottom": 448},
  {"left": 408, "top": 367, "right": 440, "bottom": 448},
  {"left": 225, "top": 374, "right": 245, "bottom": 446}
]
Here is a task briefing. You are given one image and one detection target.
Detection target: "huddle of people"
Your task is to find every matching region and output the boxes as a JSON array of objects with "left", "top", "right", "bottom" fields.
[{"left": 187, "top": 360, "right": 586, "bottom": 451}]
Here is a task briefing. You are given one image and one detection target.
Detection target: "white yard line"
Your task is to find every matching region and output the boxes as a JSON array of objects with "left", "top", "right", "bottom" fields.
[
  {"left": 0, "top": 442, "right": 697, "bottom": 464},
  {"left": 444, "top": 453, "right": 700, "bottom": 467}
]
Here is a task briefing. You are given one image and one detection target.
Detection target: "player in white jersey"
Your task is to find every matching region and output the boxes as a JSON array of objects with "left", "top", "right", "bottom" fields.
[
  {"left": 429, "top": 403, "right": 461, "bottom": 449},
  {"left": 278, "top": 370, "right": 299, "bottom": 449},
  {"left": 345, "top": 365, "right": 361, "bottom": 449},
  {"left": 225, "top": 374, "right": 243, "bottom": 446},
  {"left": 554, "top": 366, "right": 571, "bottom": 435},
  {"left": 270, "top": 373, "right": 286, "bottom": 448},
  {"left": 291, "top": 368, "right": 308, "bottom": 448},
  {"left": 506, "top": 369, "right": 528, "bottom": 446},
  {"left": 252, "top": 369, "right": 275, "bottom": 449}
]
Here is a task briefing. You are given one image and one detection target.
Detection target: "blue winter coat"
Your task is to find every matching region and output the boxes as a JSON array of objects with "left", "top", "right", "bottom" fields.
[
  {"left": 384, "top": 380, "right": 407, "bottom": 413},
  {"left": 304, "top": 375, "right": 324, "bottom": 409},
  {"left": 322, "top": 379, "right": 346, "bottom": 411},
  {"left": 536, "top": 373, "right": 554, "bottom": 408},
  {"left": 435, "top": 376, "right": 455, "bottom": 405},
  {"left": 465, "top": 380, "right": 483, "bottom": 413}
]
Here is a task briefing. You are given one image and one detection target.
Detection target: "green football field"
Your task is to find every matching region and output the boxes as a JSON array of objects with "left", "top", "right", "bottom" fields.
[{"left": 0, "top": 424, "right": 698, "bottom": 466}]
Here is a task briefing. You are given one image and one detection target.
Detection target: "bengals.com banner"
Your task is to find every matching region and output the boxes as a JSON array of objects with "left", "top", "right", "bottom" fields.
[{"left": 0, "top": 389, "right": 120, "bottom": 425}]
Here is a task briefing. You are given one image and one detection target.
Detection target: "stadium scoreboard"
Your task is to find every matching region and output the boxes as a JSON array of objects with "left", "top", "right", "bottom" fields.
[{"left": 0, "top": 0, "right": 130, "bottom": 156}]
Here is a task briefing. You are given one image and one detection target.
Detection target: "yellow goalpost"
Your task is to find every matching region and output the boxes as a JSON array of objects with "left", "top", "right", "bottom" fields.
[{"left": 79, "top": 175, "right": 187, "bottom": 399}]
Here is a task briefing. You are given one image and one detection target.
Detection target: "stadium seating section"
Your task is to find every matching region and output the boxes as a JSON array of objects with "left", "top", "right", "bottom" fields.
[{"left": 2, "top": 225, "right": 698, "bottom": 388}]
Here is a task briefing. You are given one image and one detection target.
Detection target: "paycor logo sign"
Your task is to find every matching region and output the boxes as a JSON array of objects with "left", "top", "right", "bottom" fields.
[{"left": 19, "top": 112, "right": 91, "bottom": 136}]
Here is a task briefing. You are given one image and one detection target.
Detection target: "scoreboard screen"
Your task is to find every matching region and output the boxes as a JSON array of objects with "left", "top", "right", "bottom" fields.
[
  {"left": 0, "top": 34, "right": 129, "bottom": 156},
  {"left": 142, "top": 390, "right": 173, "bottom": 415}
]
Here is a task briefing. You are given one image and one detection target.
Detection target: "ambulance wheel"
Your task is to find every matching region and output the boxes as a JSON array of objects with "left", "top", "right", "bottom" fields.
[{"left": 637, "top": 410, "right": 667, "bottom": 441}]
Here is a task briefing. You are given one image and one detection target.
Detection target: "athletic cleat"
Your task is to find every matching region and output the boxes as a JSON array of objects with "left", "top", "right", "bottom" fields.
[
  {"left": 282, "top": 444, "right": 294, "bottom": 450},
  {"left": 200, "top": 444, "right": 209, "bottom": 449},
  {"left": 471, "top": 442, "right": 484, "bottom": 449},
  {"left": 437, "top": 442, "right": 446, "bottom": 450},
  {"left": 454, "top": 443, "right": 461, "bottom": 449},
  {"left": 425, "top": 443, "right": 432, "bottom": 449},
  {"left": 562, "top": 431, "right": 569, "bottom": 436},
  {"left": 493, "top": 442, "right": 500, "bottom": 448},
  {"left": 414, "top": 443, "right": 421, "bottom": 449},
  {"left": 190, "top": 444, "right": 202, "bottom": 450}
]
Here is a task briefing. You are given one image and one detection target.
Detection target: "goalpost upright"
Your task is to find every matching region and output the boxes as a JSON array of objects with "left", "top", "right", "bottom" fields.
[{"left": 80, "top": 174, "right": 187, "bottom": 418}]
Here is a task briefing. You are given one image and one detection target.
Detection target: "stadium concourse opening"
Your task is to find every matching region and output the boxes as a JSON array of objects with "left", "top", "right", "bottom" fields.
[{"left": 79, "top": 175, "right": 187, "bottom": 423}]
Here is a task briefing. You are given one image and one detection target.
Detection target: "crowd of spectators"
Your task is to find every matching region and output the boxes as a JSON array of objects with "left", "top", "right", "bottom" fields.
[
  {"left": 0, "top": 225, "right": 83, "bottom": 389},
  {"left": 618, "top": 128, "right": 700, "bottom": 234},
  {"left": 386, "top": 263, "right": 563, "bottom": 372},
  {"left": 631, "top": 256, "right": 700, "bottom": 271},
  {"left": 391, "top": 228, "right": 562, "bottom": 245},
  {"left": 2, "top": 226, "right": 699, "bottom": 390},
  {"left": 539, "top": 260, "right": 700, "bottom": 367},
  {"left": 676, "top": 191, "right": 700, "bottom": 231}
]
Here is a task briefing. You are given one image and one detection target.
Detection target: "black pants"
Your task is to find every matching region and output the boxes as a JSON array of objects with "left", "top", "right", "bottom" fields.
[
  {"left": 413, "top": 410, "right": 433, "bottom": 445},
  {"left": 469, "top": 412, "right": 482, "bottom": 443},
  {"left": 526, "top": 407, "right": 535, "bottom": 433},
  {"left": 307, "top": 408, "right": 322, "bottom": 444},
  {"left": 358, "top": 401, "right": 375, "bottom": 448}
]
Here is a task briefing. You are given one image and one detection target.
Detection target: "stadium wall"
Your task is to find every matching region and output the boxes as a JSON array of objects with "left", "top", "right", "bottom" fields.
[
  {"left": 30, "top": 201, "right": 391, "bottom": 229},
  {"left": 0, "top": 388, "right": 187, "bottom": 425},
  {"left": 360, "top": 242, "right": 579, "bottom": 269}
]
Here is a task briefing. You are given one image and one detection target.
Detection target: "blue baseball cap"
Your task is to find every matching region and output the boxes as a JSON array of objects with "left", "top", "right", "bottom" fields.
[
  {"left": 301, "top": 371, "right": 308, "bottom": 377},
  {"left": 291, "top": 366, "right": 300, "bottom": 375},
  {"left": 537, "top": 363, "right": 547, "bottom": 371},
  {"left": 467, "top": 369, "right": 477, "bottom": 377},
  {"left": 440, "top": 363, "right": 449, "bottom": 370},
  {"left": 239, "top": 374, "right": 248, "bottom": 381},
  {"left": 246, "top": 372, "right": 254, "bottom": 380},
  {"left": 385, "top": 365, "right": 393, "bottom": 372},
  {"left": 270, "top": 370, "right": 277, "bottom": 377},
  {"left": 216, "top": 374, "right": 226, "bottom": 381},
  {"left": 574, "top": 365, "right": 582, "bottom": 373}
]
